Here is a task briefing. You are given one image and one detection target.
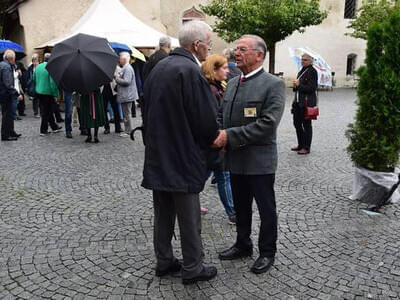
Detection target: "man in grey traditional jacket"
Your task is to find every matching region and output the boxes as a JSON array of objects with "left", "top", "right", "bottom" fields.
[{"left": 213, "top": 35, "right": 285, "bottom": 274}]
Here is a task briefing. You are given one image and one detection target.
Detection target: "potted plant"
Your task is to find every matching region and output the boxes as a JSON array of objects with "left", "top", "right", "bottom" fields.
[{"left": 346, "top": 9, "right": 400, "bottom": 205}]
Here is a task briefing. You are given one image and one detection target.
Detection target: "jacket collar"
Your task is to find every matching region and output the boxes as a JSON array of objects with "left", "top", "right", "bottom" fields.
[
  {"left": 241, "top": 68, "right": 265, "bottom": 82},
  {"left": 170, "top": 47, "right": 198, "bottom": 65}
]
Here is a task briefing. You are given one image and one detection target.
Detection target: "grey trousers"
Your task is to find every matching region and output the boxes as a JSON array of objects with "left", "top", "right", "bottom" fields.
[
  {"left": 121, "top": 102, "right": 133, "bottom": 133},
  {"left": 153, "top": 190, "right": 204, "bottom": 279}
]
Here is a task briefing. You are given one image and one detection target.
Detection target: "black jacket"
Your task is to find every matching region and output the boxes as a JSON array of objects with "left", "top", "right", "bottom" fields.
[
  {"left": 142, "top": 48, "right": 219, "bottom": 193},
  {"left": 293, "top": 65, "right": 318, "bottom": 107},
  {"left": 142, "top": 49, "right": 169, "bottom": 83}
]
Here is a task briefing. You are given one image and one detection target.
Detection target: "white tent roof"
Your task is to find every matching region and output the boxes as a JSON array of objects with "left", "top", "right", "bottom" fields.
[{"left": 35, "top": 0, "right": 179, "bottom": 49}]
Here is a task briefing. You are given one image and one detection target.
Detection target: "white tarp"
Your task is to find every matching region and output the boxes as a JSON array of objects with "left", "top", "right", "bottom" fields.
[{"left": 35, "top": 0, "right": 179, "bottom": 49}]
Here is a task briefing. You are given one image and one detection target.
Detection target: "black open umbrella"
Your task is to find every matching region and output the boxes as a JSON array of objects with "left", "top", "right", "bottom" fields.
[{"left": 46, "top": 33, "right": 118, "bottom": 94}]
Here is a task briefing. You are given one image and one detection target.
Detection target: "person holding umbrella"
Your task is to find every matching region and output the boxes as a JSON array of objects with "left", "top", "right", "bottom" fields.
[{"left": 291, "top": 53, "right": 318, "bottom": 155}]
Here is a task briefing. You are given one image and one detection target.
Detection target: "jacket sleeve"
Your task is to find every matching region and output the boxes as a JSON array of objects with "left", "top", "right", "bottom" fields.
[
  {"left": 226, "top": 80, "right": 286, "bottom": 150},
  {"left": 115, "top": 67, "right": 133, "bottom": 87},
  {"left": 298, "top": 68, "right": 318, "bottom": 94},
  {"left": 185, "top": 74, "right": 219, "bottom": 147}
]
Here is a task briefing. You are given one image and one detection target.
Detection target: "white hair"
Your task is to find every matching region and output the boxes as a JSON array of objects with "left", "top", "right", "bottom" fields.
[
  {"left": 119, "top": 52, "right": 131, "bottom": 65},
  {"left": 44, "top": 53, "right": 51, "bottom": 62},
  {"left": 3, "top": 49, "right": 16, "bottom": 61},
  {"left": 302, "top": 53, "right": 314, "bottom": 63},
  {"left": 239, "top": 35, "right": 267, "bottom": 60},
  {"left": 222, "top": 48, "right": 235, "bottom": 61},
  {"left": 159, "top": 36, "right": 171, "bottom": 48},
  {"left": 179, "top": 20, "right": 212, "bottom": 48}
]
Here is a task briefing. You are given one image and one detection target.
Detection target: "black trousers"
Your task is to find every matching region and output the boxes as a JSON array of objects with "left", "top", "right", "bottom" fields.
[
  {"left": 38, "top": 94, "right": 58, "bottom": 133},
  {"left": 231, "top": 174, "right": 277, "bottom": 258},
  {"left": 32, "top": 96, "right": 39, "bottom": 115},
  {"left": 109, "top": 95, "right": 121, "bottom": 132},
  {"left": 17, "top": 96, "right": 25, "bottom": 115},
  {"left": 52, "top": 101, "right": 63, "bottom": 122},
  {"left": 1, "top": 97, "right": 14, "bottom": 138},
  {"left": 153, "top": 190, "right": 204, "bottom": 279},
  {"left": 293, "top": 105, "right": 312, "bottom": 150}
]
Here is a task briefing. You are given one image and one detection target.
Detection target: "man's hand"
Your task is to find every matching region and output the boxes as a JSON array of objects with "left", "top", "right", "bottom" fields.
[
  {"left": 293, "top": 79, "right": 300, "bottom": 87},
  {"left": 212, "top": 130, "right": 228, "bottom": 148},
  {"left": 17, "top": 95, "right": 23, "bottom": 101}
]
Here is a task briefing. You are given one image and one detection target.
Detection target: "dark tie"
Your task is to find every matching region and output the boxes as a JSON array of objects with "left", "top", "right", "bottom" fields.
[{"left": 240, "top": 77, "right": 246, "bottom": 83}]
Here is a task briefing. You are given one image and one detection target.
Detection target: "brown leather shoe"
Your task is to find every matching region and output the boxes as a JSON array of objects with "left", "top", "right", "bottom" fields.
[
  {"left": 297, "top": 149, "right": 310, "bottom": 155},
  {"left": 291, "top": 146, "right": 301, "bottom": 151}
]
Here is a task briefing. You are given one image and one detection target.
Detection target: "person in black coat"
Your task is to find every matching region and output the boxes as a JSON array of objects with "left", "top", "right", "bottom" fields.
[
  {"left": 142, "top": 36, "right": 171, "bottom": 83},
  {"left": 291, "top": 54, "right": 318, "bottom": 155},
  {"left": 142, "top": 21, "right": 219, "bottom": 285}
]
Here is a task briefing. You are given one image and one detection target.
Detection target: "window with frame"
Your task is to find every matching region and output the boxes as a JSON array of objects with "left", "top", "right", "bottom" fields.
[
  {"left": 346, "top": 54, "right": 357, "bottom": 75},
  {"left": 344, "top": 0, "right": 357, "bottom": 19}
]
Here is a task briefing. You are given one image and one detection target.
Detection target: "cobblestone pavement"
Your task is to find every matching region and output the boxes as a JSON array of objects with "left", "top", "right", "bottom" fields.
[{"left": 0, "top": 88, "right": 399, "bottom": 300}]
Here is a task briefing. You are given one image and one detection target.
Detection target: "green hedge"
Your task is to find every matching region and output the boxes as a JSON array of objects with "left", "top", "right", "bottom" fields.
[{"left": 346, "top": 9, "right": 400, "bottom": 172}]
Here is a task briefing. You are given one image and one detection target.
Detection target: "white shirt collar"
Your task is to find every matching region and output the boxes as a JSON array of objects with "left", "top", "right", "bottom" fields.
[
  {"left": 192, "top": 54, "right": 202, "bottom": 67},
  {"left": 242, "top": 66, "right": 264, "bottom": 79}
]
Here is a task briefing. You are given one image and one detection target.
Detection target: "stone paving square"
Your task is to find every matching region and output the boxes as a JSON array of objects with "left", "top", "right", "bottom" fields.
[{"left": 0, "top": 88, "right": 399, "bottom": 299}]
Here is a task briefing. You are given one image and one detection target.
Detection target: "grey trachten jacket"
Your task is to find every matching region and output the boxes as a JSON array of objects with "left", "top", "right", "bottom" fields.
[
  {"left": 0, "top": 60, "right": 17, "bottom": 100},
  {"left": 222, "top": 69, "right": 285, "bottom": 175},
  {"left": 115, "top": 64, "right": 138, "bottom": 103}
]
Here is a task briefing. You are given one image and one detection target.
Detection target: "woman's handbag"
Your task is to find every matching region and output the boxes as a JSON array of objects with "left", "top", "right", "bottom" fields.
[{"left": 304, "top": 97, "right": 319, "bottom": 120}]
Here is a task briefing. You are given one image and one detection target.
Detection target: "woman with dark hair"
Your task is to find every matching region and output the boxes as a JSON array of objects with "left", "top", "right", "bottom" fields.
[
  {"left": 291, "top": 54, "right": 318, "bottom": 155},
  {"left": 201, "top": 54, "right": 236, "bottom": 224}
]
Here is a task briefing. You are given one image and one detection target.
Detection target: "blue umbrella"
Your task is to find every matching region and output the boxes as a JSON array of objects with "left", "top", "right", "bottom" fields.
[
  {"left": 0, "top": 39, "right": 26, "bottom": 60},
  {"left": 109, "top": 42, "right": 132, "bottom": 55}
]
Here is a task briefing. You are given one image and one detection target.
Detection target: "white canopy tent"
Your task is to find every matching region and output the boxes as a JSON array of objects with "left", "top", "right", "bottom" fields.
[{"left": 35, "top": 0, "right": 179, "bottom": 49}]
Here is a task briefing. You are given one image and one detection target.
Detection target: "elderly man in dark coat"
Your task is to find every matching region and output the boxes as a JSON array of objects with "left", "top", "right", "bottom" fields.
[
  {"left": 142, "top": 36, "right": 171, "bottom": 83},
  {"left": 214, "top": 35, "right": 285, "bottom": 274},
  {"left": 142, "top": 20, "right": 219, "bottom": 284},
  {"left": 0, "top": 50, "right": 19, "bottom": 141}
]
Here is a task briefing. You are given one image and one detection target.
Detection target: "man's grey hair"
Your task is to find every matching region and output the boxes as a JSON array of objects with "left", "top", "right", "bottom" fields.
[
  {"left": 44, "top": 53, "right": 51, "bottom": 62},
  {"left": 119, "top": 51, "right": 131, "bottom": 64},
  {"left": 239, "top": 34, "right": 267, "bottom": 60},
  {"left": 32, "top": 53, "right": 39, "bottom": 62},
  {"left": 3, "top": 49, "right": 16, "bottom": 61},
  {"left": 222, "top": 48, "right": 235, "bottom": 61},
  {"left": 179, "top": 20, "right": 212, "bottom": 48},
  {"left": 159, "top": 36, "right": 171, "bottom": 48}
]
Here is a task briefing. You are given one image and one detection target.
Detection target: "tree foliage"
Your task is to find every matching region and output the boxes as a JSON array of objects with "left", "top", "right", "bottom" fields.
[
  {"left": 201, "top": 0, "right": 327, "bottom": 73},
  {"left": 346, "top": 8, "right": 400, "bottom": 172},
  {"left": 347, "top": 0, "right": 399, "bottom": 40}
]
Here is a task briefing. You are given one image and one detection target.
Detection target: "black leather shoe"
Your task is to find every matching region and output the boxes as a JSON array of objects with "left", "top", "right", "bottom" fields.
[
  {"left": 11, "top": 132, "right": 21, "bottom": 138},
  {"left": 66, "top": 132, "right": 73, "bottom": 139},
  {"left": 1, "top": 136, "right": 18, "bottom": 141},
  {"left": 104, "top": 129, "right": 110, "bottom": 134},
  {"left": 85, "top": 136, "right": 92, "bottom": 143},
  {"left": 218, "top": 246, "right": 252, "bottom": 260},
  {"left": 250, "top": 256, "right": 274, "bottom": 274},
  {"left": 155, "top": 259, "right": 182, "bottom": 277},
  {"left": 182, "top": 266, "right": 217, "bottom": 285}
]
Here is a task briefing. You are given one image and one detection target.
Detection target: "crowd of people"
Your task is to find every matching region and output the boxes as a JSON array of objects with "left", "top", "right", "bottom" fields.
[{"left": 0, "top": 20, "right": 318, "bottom": 285}]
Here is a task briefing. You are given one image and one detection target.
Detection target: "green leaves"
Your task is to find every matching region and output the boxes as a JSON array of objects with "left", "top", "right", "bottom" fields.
[
  {"left": 346, "top": 9, "right": 400, "bottom": 172},
  {"left": 201, "top": 0, "right": 327, "bottom": 73},
  {"left": 347, "top": 0, "right": 399, "bottom": 40}
]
